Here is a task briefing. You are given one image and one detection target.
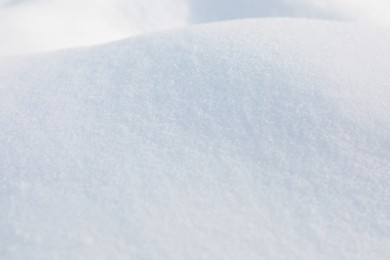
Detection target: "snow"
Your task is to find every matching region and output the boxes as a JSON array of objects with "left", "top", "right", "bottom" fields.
[
  {"left": 1, "top": 0, "right": 390, "bottom": 55},
  {"left": 1, "top": 18, "right": 390, "bottom": 259},
  {"left": 0, "top": 0, "right": 188, "bottom": 55}
]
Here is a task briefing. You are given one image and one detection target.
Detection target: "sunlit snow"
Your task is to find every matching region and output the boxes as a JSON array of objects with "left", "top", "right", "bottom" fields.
[
  {"left": 1, "top": 1, "right": 390, "bottom": 260},
  {"left": 1, "top": 18, "right": 390, "bottom": 259}
]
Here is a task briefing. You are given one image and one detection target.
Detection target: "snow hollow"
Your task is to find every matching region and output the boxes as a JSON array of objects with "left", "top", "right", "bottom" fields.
[{"left": 0, "top": 18, "right": 390, "bottom": 259}]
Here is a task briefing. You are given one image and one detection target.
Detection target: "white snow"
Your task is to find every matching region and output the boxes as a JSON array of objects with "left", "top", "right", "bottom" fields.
[
  {"left": 1, "top": 0, "right": 390, "bottom": 55},
  {"left": 0, "top": 0, "right": 188, "bottom": 55},
  {"left": 1, "top": 18, "right": 390, "bottom": 259}
]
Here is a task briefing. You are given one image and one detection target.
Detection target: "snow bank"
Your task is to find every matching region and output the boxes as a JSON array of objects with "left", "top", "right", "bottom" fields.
[
  {"left": 1, "top": 18, "right": 389, "bottom": 259},
  {"left": 1, "top": 0, "right": 390, "bottom": 55},
  {"left": 187, "top": 0, "right": 345, "bottom": 23}
]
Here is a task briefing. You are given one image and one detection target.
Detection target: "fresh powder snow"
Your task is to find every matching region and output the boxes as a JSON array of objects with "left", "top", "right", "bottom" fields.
[{"left": 1, "top": 18, "right": 389, "bottom": 259}]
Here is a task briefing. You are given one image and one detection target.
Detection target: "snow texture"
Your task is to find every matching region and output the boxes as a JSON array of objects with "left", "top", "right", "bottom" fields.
[{"left": 1, "top": 18, "right": 390, "bottom": 259}]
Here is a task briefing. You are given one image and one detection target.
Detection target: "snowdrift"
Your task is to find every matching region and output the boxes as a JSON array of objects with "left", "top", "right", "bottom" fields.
[
  {"left": 1, "top": 19, "right": 390, "bottom": 259},
  {"left": 1, "top": 0, "right": 390, "bottom": 55}
]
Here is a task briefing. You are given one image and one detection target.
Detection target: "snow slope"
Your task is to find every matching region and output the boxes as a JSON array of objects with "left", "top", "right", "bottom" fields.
[
  {"left": 1, "top": 18, "right": 390, "bottom": 259},
  {"left": 1, "top": 0, "right": 390, "bottom": 55}
]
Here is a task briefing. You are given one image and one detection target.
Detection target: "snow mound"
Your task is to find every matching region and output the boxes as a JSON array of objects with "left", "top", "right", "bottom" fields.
[
  {"left": 1, "top": 0, "right": 390, "bottom": 55},
  {"left": 1, "top": 19, "right": 390, "bottom": 259}
]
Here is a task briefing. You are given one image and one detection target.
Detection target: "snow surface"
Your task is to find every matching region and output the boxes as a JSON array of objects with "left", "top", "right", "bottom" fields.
[
  {"left": 1, "top": 0, "right": 390, "bottom": 55},
  {"left": 1, "top": 18, "right": 390, "bottom": 259}
]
